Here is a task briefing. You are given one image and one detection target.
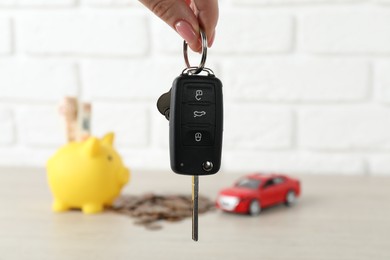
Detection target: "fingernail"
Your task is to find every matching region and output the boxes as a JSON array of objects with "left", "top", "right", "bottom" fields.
[
  {"left": 189, "top": 42, "right": 202, "bottom": 53},
  {"left": 175, "top": 20, "right": 198, "bottom": 45},
  {"left": 208, "top": 31, "right": 216, "bottom": 48}
]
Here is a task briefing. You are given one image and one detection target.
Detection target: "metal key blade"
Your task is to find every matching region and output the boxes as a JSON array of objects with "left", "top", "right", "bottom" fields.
[{"left": 192, "top": 175, "right": 199, "bottom": 241}]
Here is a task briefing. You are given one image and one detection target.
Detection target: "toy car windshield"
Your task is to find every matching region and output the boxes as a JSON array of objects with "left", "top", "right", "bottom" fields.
[{"left": 235, "top": 178, "right": 261, "bottom": 189}]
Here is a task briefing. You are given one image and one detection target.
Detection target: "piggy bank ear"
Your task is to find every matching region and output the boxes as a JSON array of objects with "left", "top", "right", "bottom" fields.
[
  {"left": 101, "top": 132, "right": 115, "bottom": 147},
  {"left": 82, "top": 137, "right": 101, "bottom": 157}
]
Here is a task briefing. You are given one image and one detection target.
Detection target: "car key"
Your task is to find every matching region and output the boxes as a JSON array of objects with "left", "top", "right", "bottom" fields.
[
  {"left": 157, "top": 30, "right": 223, "bottom": 241},
  {"left": 169, "top": 71, "right": 223, "bottom": 176}
]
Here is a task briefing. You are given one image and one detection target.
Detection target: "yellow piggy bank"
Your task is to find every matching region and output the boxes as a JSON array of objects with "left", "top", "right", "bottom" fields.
[{"left": 47, "top": 133, "right": 130, "bottom": 214}]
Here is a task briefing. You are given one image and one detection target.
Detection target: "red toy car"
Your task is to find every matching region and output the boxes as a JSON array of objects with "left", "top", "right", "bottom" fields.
[{"left": 216, "top": 173, "right": 301, "bottom": 215}]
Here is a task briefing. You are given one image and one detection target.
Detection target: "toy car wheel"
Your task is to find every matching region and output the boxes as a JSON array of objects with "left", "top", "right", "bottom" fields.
[
  {"left": 285, "top": 190, "right": 296, "bottom": 206},
  {"left": 248, "top": 200, "right": 261, "bottom": 216}
]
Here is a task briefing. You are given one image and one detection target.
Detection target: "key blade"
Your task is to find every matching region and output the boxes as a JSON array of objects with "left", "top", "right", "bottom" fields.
[{"left": 192, "top": 176, "right": 199, "bottom": 241}]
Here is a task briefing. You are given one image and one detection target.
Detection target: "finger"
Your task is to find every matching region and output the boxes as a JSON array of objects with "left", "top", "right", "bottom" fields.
[
  {"left": 139, "top": 0, "right": 201, "bottom": 51},
  {"left": 193, "top": 0, "right": 219, "bottom": 47}
]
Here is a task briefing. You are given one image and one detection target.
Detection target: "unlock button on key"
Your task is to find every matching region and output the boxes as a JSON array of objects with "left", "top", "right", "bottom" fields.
[{"left": 182, "top": 127, "right": 214, "bottom": 146}]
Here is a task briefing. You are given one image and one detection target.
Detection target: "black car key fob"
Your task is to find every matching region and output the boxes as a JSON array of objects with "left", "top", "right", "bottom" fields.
[
  {"left": 156, "top": 30, "right": 223, "bottom": 241},
  {"left": 169, "top": 73, "right": 223, "bottom": 175}
]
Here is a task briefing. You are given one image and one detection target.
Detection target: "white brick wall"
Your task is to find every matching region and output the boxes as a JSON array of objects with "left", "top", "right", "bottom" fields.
[
  {"left": 1, "top": 0, "right": 390, "bottom": 175},
  {"left": 299, "top": 107, "right": 390, "bottom": 150},
  {"left": 224, "top": 104, "right": 293, "bottom": 149},
  {"left": 0, "top": 17, "right": 11, "bottom": 54},
  {"left": 223, "top": 58, "right": 370, "bottom": 102},
  {"left": 0, "top": 108, "right": 14, "bottom": 145},
  {"left": 0, "top": 60, "right": 78, "bottom": 100},
  {"left": 81, "top": 59, "right": 183, "bottom": 100},
  {"left": 92, "top": 102, "right": 150, "bottom": 147},
  {"left": 213, "top": 12, "right": 294, "bottom": 54},
  {"left": 376, "top": 61, "right": 390, "bottom": 103},
  {"left": 18, "top": 12, "right": 149, "bottom": 56},
  {"left": 84, "top": 0, "right": 136, "bottom": 7},
  {"left": 301, "top": 12, "right": 390, "bottom": 54},
  {"left": 0, "top": 0, "right": 76, "bottom": 7},
  {"left": 17, "top": 104, "right": 65, "bottom": 147}
]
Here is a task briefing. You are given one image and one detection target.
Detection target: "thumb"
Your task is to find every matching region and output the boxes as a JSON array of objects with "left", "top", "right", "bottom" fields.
[{"left": 139, "top": 0, "right": 201, "bottom": 51}]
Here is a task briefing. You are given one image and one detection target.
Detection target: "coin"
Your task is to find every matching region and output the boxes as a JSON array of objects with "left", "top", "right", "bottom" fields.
[{"left": 111, "top": 193, "right": 215, "bottom": 230}]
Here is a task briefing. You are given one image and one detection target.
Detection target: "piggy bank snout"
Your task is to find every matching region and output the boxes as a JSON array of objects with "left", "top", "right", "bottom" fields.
[{"left": 119, "top": 166, "right": 130, "bottom": 185}]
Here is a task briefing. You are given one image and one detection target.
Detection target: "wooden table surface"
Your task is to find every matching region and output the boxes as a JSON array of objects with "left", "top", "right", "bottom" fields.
[{"left": 0, "top": 168, "right": 389, "bottom": 260}]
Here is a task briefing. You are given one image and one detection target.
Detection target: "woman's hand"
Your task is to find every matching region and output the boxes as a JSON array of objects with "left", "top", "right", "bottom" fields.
[{"left": 139, "top": 0, "right": 218, "bottom": 51}]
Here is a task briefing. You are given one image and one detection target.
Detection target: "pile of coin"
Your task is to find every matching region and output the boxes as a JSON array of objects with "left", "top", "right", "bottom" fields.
[{"left": 111, "top": 193, "right": 215, "bottom": 230}]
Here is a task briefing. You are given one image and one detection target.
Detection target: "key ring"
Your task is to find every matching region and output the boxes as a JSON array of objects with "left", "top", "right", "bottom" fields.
[{"left": 183, "top": 30, "right": 207, "bottom": 75}]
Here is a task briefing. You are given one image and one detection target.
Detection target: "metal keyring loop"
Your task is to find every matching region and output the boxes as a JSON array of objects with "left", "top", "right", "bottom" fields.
[
  {"left": 182, "top": 67, "right": 214, "bottom": 76},
  {"left": 183, "top": 30, "right": 207, "bottom": 75}
]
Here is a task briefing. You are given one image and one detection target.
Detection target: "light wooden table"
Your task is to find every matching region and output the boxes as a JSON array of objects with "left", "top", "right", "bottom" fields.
[{"left": 0, "top": 168, "right": 389, "bottom": 260}]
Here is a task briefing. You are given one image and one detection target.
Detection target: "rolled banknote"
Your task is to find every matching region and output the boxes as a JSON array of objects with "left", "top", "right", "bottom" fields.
[
  {"left": 78, "top": 102, "right": 92, "bottom": 141},
  {"left": 58, "top": 97, "right": 78, "bottom": 142}
]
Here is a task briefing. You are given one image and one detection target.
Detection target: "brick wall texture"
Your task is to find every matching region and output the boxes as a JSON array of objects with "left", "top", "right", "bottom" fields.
[{"left": 1, "top": 0, "right": 390, "bottom": 175}]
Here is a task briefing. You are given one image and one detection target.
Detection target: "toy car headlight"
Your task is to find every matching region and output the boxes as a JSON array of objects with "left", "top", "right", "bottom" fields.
[{"left": 218, "top": 195, "right": 240, "bottom": 211}]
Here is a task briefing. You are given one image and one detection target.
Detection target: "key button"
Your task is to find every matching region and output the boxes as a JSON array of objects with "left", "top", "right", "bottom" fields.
[
  {"left": 182, "top": 127, "right": 214, "bottom": 146},
  {"left": 183, "top": 84, "right": 215, "bottom": 103},
  {"left": 181, "top": 104, "right": 216, "bottom": 125}
]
